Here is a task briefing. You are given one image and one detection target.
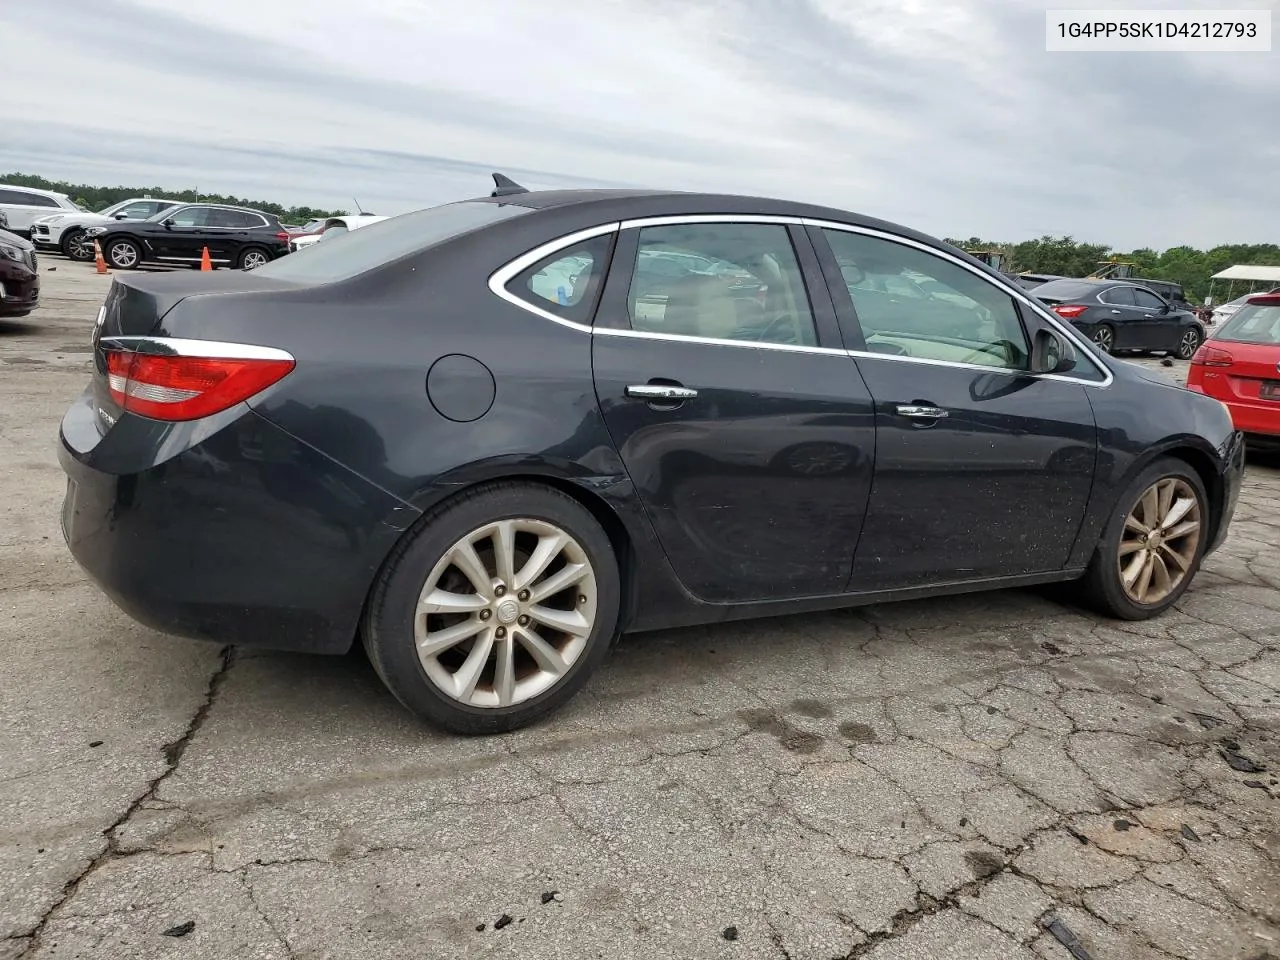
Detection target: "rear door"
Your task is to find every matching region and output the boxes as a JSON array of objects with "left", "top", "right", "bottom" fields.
[
  {"left": 589, "top": 218, "right": 877, "bottom": 603},
  {"left": 812, "top": 225, "right": 1101, "bottom": 591},
  {"left": 155, "top": 205, "right": 220, "bottom": 262},
  {"left": 1095, "top": 284, "right": 1144, "bottom": 349}
]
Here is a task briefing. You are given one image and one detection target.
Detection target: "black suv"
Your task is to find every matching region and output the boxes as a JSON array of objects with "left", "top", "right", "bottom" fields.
[{"left": 84, "top": 203, "right": 291, "bottom": 271}]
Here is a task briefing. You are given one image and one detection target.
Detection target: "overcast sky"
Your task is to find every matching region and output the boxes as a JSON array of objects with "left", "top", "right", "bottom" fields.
[{"left": 6, "top": 0, "right": 1278, "bottom": 249}]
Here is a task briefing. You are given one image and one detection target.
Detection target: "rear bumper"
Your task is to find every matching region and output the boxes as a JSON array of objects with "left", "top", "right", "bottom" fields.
[{"left": 58, "top": 389, "right": 415, "bottom": 654}]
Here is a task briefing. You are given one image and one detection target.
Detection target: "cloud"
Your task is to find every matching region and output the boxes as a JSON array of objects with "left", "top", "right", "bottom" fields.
[{"left": 4, "top": 0, "right": 1277, "bottom": 249}]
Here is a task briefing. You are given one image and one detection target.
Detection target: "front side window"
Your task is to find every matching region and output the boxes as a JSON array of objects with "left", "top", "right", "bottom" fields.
[
  {"left": 626, "top": 223, "right": 817, "bottom": 347},
  {"left": 168, "top": 206, "right": 215, "bottom": 227},
  {"left": 507, "top": 233, "right": 613, "bottom": 325},
  {"left": 1133, "top": 288, "right": 1166, "bottom": 310},
  {"left": 824, "top": 228, "right": 1029, "bottom": 369},
  {"left": 114, "top": 201, "right": 157, "bottom": 219}
]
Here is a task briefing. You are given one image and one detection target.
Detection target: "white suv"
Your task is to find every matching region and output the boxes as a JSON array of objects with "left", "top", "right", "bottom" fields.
[
  {"left": 0, "top": 185, "right": 83, "bottom": 238},
  {"left": 31, "top": 197, "right": 182, "bottom": 261}
]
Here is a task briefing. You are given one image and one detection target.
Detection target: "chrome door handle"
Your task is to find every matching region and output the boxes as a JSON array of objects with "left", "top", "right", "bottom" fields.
[
  {"left": 1111, "top": 309, "right": 1122, "bottom": 314},
  {"left": 896, "top": 404, "right": 948, "bottom": 419},
  {"left": 625, "top": 384, "right": 698, "bottom": 400}
]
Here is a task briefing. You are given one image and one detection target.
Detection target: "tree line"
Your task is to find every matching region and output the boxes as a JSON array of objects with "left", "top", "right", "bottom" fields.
[
  {"left": 945, "top": 234, "right": 1280, "bottom": 305},
  {"left": 3, "top": 172, "right": 348, "bottom": 226}
]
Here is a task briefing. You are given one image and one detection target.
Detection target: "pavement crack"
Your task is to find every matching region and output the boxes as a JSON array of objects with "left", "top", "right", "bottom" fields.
[{"left": 16, "top": 646, "right": 234, "bottom": 957}]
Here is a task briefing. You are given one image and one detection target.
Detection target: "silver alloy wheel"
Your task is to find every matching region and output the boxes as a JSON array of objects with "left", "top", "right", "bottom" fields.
[
  {"left": 66, "top": 231, "right": 92, "bottom": 260},
  {"left": 414, "top": 518, "right": 598, "bottom": 708},
  {"left": 108, "top": 241, "right": 138, "bottom": 268},
  {"left": 1092, "top": 326, "right": 1114, "bottom": 353},
  {"left": 241, "top": 249, "right": 268, "bottom": 270},
  {"left": 1177, "top": 328, "right": 1201, "bottom": 360},
  {"left": 1117, "top": 477, "right": 1202, "bottom": 605}
]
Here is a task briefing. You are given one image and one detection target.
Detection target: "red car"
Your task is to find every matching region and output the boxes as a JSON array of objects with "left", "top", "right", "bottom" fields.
[{"left": 1187, "top": 293, "right": 1280, "bottom": 450}]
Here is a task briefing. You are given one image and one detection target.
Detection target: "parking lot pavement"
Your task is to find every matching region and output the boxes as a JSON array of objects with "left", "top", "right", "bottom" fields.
[{"left": 2, "top": 260, "right": 1277, "bottom": 960}]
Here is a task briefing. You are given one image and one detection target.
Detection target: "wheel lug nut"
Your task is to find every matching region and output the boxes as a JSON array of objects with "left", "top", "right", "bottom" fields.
[
  {"left": 495, "top": 585, "right": 506, "bottom": 597},
  {"left": 495, "top": 626, "right": 506, "bottom": 638},
  {"left": 518, "top": 615, "right": 529, "bottom": 626},
  {"left": 480, "top": 609, "right": 491, "bottom": 621},
  {"left": 518, "top": 589, "right": 530, "bottom": 601}
]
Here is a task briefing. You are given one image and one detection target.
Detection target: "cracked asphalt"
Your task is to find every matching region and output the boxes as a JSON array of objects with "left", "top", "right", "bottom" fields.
[{"left": 2, "top": 261, "right": 1278, "bottom": 960}]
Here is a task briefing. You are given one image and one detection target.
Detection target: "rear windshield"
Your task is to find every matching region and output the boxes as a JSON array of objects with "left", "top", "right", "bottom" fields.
[
  {"left": 1214, "top": 302, "right": 1280, "bottom": 345},
  {"left": 251, "top": 200, "right": 531, "bottom": 283},
  {"left": 1031, "top": 279, "right": 1101, "bottom": 300}
]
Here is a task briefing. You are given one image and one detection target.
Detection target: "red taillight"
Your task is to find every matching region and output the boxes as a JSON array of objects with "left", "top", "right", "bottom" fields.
[
  {"left": 105, "top": 347, "right": 294, "bottom": 421},
  {"left": 275, "top": 231, "right": 291, "bottom": 242},
  {"left": 1189, "top": 344, "right": 1233, "bottom": 367},
  {"left": 1051, "top": 304, "right": 1089, "bottom": 319}
]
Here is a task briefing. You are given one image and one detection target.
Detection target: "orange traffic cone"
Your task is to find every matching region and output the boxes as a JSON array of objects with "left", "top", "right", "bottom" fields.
[
  {"left": 200, "top": 246, "right": 213, "bottom": 271},
  {"left": 93, "top": 239, "right": 108, "bottom": 275}
]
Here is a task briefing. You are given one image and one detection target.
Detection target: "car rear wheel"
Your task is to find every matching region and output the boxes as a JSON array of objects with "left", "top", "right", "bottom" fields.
[
  {"left": 105, "top": 238, "right": 141, "bottom": 270},
  {"left": 1078, "top": 456, "right": 1208, "bottom": 620},
  {"left": 239, "top": 246, "right": 269, "bottom": 270},
  {"left": 362, "top": 482, "right": 622, "bottom": 734},
  {"left": 61, "top": 228, "right": 93, "bottom": 262},
  {"left": 1176, "top": 327, "right": 1202, "bottom": 360},
  {"left": 1091, "top": 325, "right": 1115, "bottom": 354}
]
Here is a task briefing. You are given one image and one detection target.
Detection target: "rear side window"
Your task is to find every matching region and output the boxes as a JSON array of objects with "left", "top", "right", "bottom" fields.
[
  {"left": 252, "top": 201, "right": 530, "bottom": 283},
  {"left": 1215, "top": 303, "right": 1280, "bottom": 344},
  {"left": 506, "top": 233, "right": 614, "bottom": 325}
]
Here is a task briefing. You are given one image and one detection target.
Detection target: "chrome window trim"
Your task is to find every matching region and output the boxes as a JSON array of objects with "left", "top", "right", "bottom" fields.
[
  {"left": 98, "top": 336, "right": 294, "bottom": 362},
  {"left": 487, "top": 214, "right": 1114, "bottom": 384},
  {"left": 487, "top": 222, "right": 622, "bottom": 331}
]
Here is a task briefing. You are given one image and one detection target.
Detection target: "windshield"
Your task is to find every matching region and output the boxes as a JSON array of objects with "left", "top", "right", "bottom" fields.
[
  {"left": 251, "top": 201, "right": 530, "bottom": 283},
  {"left": 1214, "top": 302, "right": 1280, "bottom": 345}
]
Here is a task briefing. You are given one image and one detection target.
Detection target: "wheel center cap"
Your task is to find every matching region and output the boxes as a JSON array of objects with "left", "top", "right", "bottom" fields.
[{"left": 496, "top": 599, "right": 520, "bottom": 624}]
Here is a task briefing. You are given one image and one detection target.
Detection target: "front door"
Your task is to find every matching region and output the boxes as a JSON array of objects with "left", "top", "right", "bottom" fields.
[
  {"left": 812, "top": 225, "right": 1100, "bottom": 591},
  {"left": 155, "top": 206, "right": 220, "bottom": 263},
  {"left": 591, "top": 220, "right": 876, "bottom": 603},
  {"left": 1131, "top": 286, "right": 1181, "bottom": 352}
]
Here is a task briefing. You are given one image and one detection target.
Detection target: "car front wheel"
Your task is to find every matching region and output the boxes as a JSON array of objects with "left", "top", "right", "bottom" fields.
[
  {"left": 1079, "top": 456, "right": 1208, "bottom": 620},
  {"left": 1177, "top": 327, "right": 1203, "bottom": 360},
  {"left": 105, "top": 238, "right": 142, "bottom": 270},
  {"left": 362, "top": 482, "right": 622, "bottom": 734}
]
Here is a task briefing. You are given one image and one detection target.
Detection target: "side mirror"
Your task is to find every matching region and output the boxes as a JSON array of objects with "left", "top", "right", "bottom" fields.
[
  {"left": 113, "top": 213, "right": 129, "bottom": 220},
  {"left": 1031, "top": 328, "right": 1077, "bottom": 374},
  {"left": 162, "top": 218, "right": 175, "bottom": 228}
]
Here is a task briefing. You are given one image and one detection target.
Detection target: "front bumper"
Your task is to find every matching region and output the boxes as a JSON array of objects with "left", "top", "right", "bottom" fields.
[
  {"left": 0, "top": 267, "right": 39, "bottom": 316},
  {"left": 1207, "top": 430, "right": 1246, "bottom": 556},
  {"left": 58, "top": 389, "right": 414, "bottom": 654}
]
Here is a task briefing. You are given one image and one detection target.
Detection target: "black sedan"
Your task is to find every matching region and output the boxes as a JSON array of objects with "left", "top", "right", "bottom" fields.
[
  {"left": 1032, "top": 278, "right": 1206, "bottom": 358},
  {"left": 83, "top": 203, "right": 291, "bottom": 271},
  {"left": 59, "top": 179, "right": 1245, "bottom": 734}
]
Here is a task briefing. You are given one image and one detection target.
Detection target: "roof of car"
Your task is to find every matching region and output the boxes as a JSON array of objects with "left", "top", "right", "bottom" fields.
[
  {"left": 471, "top": 188, "right": 965, "bottom": 256},
  {"left": 0, "top": 183, "right": 71, "bottom": 199}
]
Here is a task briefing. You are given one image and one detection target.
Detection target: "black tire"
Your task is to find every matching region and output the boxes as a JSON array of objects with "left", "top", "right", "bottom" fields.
[
  {"left": 1091, "top": 325, "right": 1115, "bottom": 354},
  {"left": 238, "top": 246, "right": 270, "bottom": 270},
  {"left": 362, "top": 481, "right": 622, "bottom": 734},
  {"left": 1176, "top": 326, "right": 1203, "bottom": 360},
  {"left": 61, "top": 228, "right": 93, "bottom": 262},
  {"left": 105, "top": 238, "right": 142, "bottom": 270},
  {"left": 1077, "top": 456, "right": 1209, "bottom": 620}
]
